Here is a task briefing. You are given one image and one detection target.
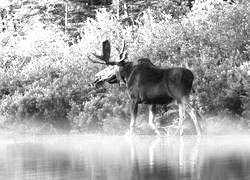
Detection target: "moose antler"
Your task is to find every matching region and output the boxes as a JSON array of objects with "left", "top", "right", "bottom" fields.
[
  {"left": 89, "top": 40, "right": 128, "bottom": 66},
  {"left": 88, "top": 40, "right": 112, "bottom": 65},
  {"left": 118, "top": 40, "right": 128, "bottom": 62}
]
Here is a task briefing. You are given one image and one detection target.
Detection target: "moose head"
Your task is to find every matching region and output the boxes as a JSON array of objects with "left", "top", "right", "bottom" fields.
[{"left": 88, "top": 40, "right": 133, "bottom": 87}]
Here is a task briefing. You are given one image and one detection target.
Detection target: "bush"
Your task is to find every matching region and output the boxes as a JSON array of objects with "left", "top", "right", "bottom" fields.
[{"left": 0, "top": 0, "right": 249, "bottom": 134}]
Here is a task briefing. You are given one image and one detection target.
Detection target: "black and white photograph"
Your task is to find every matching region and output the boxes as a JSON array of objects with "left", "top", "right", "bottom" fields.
[{"left": 0, "top": 0, "right": 249, "bottom": 179}]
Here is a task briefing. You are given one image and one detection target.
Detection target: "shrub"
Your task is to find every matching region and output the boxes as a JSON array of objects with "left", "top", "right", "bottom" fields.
[{"left": 0, "top": 0, "right": 249, "bottom": 134}]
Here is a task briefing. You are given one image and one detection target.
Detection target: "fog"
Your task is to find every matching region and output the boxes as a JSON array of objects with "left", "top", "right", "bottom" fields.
[{"left": 0, "top": 135, "right": 250, "bottom": 180}]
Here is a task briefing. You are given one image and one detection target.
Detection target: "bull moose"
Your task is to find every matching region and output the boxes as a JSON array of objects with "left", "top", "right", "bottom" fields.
[{"left": 89, "top": 40, "right": 202, "bottom": 136}]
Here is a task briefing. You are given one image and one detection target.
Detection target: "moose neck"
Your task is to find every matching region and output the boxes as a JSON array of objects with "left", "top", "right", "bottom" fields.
[{"left": 119, "top": 62, "right": 134, "bottom": 84}]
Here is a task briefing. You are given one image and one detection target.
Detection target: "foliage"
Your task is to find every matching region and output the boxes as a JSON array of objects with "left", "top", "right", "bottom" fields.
[{"left": 0, "top": 0, "right": 249, "bottom": 134}]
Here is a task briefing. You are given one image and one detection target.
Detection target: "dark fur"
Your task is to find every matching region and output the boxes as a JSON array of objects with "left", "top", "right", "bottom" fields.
[{"left": 106, "top": 58, "right": 194, "bottom": 105}]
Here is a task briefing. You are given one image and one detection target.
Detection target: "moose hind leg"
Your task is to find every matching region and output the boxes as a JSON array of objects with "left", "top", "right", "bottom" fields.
[
  {"left": 176, "top": 101, "right": 185, "bottom": 136},
  {"left": 149, "top": 105, "right": 161, "bottom": 136},
  {"left": 186, "top": 104, "right": 202, "bottom": 136},
  {"left": 126, "top": 100, "right": 138, "bottom": 136}
]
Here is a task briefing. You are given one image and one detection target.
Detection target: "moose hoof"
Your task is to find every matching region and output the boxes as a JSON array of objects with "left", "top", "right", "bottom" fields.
[
  {"left": 124, "top": 130, "right": 135, "bottom": 137},
  {"left": 154, "top": 130, "right": 162, "bottom": 137},
  {"left": 175, "top": 129, "right": 184, "bottom": 136},
  {"left": 197, "top": 131, "right": 202, "bottom": 136}
]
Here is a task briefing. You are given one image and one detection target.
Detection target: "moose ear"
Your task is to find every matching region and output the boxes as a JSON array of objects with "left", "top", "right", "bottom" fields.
[{"left": 117, "top": 59, "right": 126, "bottom": 66}]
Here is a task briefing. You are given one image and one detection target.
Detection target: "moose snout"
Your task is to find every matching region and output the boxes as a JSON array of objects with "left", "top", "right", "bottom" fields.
[
  {"left": 93, "top": 66, "right": 119, "bottom": 87},
  {"left": 92, "top": 76, "right": 104, "bottom": 88}
]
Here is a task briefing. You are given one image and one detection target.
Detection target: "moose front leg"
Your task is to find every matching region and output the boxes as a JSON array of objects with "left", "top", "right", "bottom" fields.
[
  {"left": 149, "top": 105, "right": 161, "bottom": 136},
  {"left": 176, "top": 101, "right": 185, "bottom": 136},
  {"left": 126, "top": 100, "right": 138, "bottom": 136}
]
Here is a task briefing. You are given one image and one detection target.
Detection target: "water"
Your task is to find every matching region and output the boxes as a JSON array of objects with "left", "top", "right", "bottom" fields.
[{"left": 0, "top": 135, "right": 250, "bottom": 180}]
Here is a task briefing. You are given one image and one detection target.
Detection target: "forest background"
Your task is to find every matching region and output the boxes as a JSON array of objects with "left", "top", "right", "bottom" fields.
[{"left": 0, "top": 0, "right": 249, "bottom": 135}]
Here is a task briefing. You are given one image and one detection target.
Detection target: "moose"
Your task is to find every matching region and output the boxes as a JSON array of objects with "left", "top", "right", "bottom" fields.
[{"left": 89, "top": 40, "right": 202, "bottom": 136}]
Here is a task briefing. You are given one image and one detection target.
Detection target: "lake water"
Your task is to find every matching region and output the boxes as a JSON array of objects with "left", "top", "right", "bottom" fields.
[{"left": 0, "top": 135, "right": 250, "bottom": 180}]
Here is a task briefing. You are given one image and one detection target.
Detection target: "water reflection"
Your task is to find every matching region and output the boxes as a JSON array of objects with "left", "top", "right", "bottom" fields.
[{"left": 0, "top": 135, "right": 250, "bottom": 180}]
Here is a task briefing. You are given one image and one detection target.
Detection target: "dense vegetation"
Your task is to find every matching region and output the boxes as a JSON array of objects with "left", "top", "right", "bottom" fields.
[{"left": 0, "top": 0, "right": 249, "bottom": 134}]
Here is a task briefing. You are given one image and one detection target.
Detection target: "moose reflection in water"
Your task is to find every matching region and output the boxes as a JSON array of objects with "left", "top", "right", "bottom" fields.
[
  {"left": 1, "top": 136, "right": 250, "bottom": 180},
  {"left": 89, "top": 40, "right": 202, "bottom": 136},
  {"left": 125, "top": 136, "right": 202, "bottom": 180}
]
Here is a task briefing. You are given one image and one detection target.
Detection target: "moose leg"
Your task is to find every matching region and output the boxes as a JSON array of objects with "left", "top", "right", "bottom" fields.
[
  {"left": 186, "top": 104, "right": 202, "bottom": 136},
  {"left": 149, "top": 105, "right": 161, "bottom": 136},
  {"left": 126, "top": 100, "right": 138, "bottom": 136},
  {"left": 176, "top": 101, "right": 185, "bottom": 136}
]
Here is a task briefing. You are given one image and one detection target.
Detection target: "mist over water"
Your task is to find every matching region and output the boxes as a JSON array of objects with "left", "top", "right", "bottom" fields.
[{"left": 0, "top": 135, "right": 250, "bottom": 180}]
